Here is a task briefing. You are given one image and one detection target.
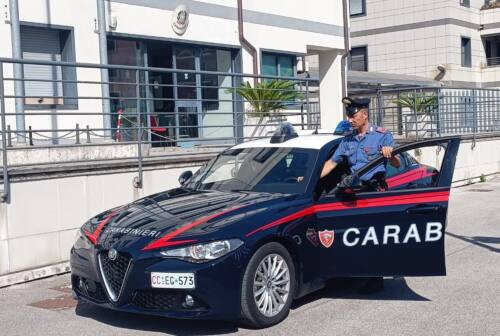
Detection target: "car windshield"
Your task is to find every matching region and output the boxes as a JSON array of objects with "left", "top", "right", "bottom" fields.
[{"left": 186, "top": 147, "right": 318, "bottom": 194}]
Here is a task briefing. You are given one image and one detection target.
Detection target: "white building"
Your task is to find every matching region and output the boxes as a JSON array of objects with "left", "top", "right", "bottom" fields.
[
  {"left": 0, "top": 0, "right": 348, "bottom": 143},
  {"left": 349, "top": 0, "right": 500, "bottom": 88}
]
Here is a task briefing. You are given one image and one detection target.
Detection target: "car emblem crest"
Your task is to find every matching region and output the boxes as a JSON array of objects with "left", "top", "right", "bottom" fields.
[
  {"left": 108, "top": 248, "right": 118, "bottom": 261},
  {"left": 319, "top": 230, "right": 335, "bottom": 248},
  {"left": 306, "top": 228, "right": 319, "bottom": 247}
]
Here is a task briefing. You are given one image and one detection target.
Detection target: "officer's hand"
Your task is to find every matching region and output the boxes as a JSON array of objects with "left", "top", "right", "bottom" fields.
[
  {"left": 297, "top": 176, "right": 304, "bottom": 182},
  {"left": 380, "top": 146, "right": 393, "bottom": 158}
]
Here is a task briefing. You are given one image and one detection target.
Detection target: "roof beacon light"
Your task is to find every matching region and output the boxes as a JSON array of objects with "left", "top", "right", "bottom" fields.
[
  {"left": 334, "top": 120, "right": 353, "bottom": 135},
  {"left": 270, "top": 122, "right": 298, "bottom": 143}
]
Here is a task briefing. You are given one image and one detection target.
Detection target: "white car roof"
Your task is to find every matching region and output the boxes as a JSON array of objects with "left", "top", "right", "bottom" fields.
[{"left": 233, "top": 133, "right": 343, "bottom": 150}]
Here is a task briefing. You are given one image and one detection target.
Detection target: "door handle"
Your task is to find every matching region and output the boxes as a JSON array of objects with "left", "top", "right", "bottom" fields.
[{"left": 406, "top": 205, "right": 441, "bottom": 214}]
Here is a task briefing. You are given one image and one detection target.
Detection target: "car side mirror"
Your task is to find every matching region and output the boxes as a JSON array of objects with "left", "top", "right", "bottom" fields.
[
  {"left": 178, "top": 170, "right": 193, "bottom": 186},
  {"left": 337, "top": 174, "right": 362, "bottom": 194}
]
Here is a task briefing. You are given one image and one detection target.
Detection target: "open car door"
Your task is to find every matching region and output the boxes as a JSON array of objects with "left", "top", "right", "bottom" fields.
[{"left": 315, "top": 137, "right": 460, "bottom": 277}]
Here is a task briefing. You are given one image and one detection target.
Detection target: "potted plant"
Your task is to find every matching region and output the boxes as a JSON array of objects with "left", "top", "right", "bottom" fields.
[
  {"left": 232, "top": 80, "right": 303, "bottom": 139},
  {"left": 393, "top": 92, "right": 437, "bottom": 137}
]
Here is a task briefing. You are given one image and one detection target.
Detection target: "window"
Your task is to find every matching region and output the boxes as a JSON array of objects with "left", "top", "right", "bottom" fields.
[
  {"left": 21, "top": 25, "right": 77, "bottom": 108},
  {"left": 261, "top": 52, "right": 296, "bottom": 78},
  {"left": 483, "top": 36, "right": 500, "bottom": 66},
  {"left": 461, "top": 37, "right": 472, "bottom": 67},
  {"left": 361, "top": 144, "right": 446, "bottom": 191},
  {"left": 460, "top": 0, "right": 470, "bottom": 7},
  {"left": 187, "top": 147, "right": 318, "bottom": 194},
  {"left": 348, "top": 46, "right": 368, "bottom": 71},
  {"left": 350, "top": 0, "right": 366, "bottom": 16}
]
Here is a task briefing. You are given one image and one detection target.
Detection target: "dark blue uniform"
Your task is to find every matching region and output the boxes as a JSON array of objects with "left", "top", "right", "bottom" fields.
[{"left": 330, "top": 124, "right": 394, "bottom": 180}]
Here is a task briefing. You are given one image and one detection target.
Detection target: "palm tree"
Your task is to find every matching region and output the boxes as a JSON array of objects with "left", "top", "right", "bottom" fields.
[
  {"left": 393, "top": 93, "right": 437, "bottom": 115},
  {"left": 232, "top": 79, "right": 303, "bottom": 138}
]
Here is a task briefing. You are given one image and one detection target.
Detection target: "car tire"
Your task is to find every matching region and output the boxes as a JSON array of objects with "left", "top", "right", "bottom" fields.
[{"left": 240, "top": 242, "right": 296, "bottom": 328}]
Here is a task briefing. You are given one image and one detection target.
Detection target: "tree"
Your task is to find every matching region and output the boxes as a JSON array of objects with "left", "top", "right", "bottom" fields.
[
  {"left": 232, "top": 79, "right": 304, "bottom": 138},
  {"left": 393, "top": 92, "right": 437, "bottom": 115}
]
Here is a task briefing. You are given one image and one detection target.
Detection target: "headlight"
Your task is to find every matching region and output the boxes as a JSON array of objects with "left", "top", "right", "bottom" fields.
[
  {"left": 74, "top": 229, "right": 92, "bottom": 249},
  {"left": 160, "top": 239, "right": 243, "bottom": 263}
]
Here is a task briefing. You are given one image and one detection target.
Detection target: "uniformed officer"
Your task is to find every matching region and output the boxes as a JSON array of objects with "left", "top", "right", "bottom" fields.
[
  {"left": 320, "top": 97, "right": 399, "bottom": 185},
  {"left": 320, "top": 96, "right": 400, "bottom": 294}
]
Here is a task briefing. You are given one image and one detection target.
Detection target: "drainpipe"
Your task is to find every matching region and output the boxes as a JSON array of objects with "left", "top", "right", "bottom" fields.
[
  {"left": 8, "top": 0, "right": 26, "bottom": 143},
  {"left": 96, "top": 0, "right": 111, "bottom": 136},
  {"left": 340, "top": 0, "right": 350, "bottom": 98},
  {"left": 237, "top": 0, "right": 258, "bottom": 86}
]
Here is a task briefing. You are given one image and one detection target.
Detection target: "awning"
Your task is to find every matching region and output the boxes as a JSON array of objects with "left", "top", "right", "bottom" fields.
[{"left": 348, "top": 70, "right": 441, "bottom": 93}]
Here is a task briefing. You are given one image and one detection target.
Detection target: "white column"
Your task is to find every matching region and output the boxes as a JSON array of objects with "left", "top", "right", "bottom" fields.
[{"left": 318, "top": 50, "right": 344, "bottom": 128}]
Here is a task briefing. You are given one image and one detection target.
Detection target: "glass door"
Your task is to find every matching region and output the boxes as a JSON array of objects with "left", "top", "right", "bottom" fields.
[
  {"left": 173, "top": 47, "right": 202, "bottom": 142},
  {"left": 108, "top": 38, "right": 147, "bottom": 142}
]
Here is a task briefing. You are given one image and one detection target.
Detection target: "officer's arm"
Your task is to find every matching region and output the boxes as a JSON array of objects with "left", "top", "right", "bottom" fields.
[
  {"left": 320, "top": 160, "right": 338, "bottom": 178},
  {"left": 380, "top": 132, "right": 400, "bottom": 168}
]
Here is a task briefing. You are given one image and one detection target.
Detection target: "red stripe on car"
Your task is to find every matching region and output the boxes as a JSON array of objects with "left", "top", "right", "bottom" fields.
[
  {"left": 142, "top": 206, "right": 242, "bottom": 251},
  {"left": 246, "top": 191, "right": 449, "bottom": 237},
  {"left": 84, "top": 209, "right": 122, "bottom": 245},
  {"left": 386, "top": 167, "right": 437, "bottom": 189}
]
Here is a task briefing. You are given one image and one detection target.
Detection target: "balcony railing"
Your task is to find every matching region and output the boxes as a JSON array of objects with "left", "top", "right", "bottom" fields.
[{"left": 486, "top": 57, "right": 500, "bottom": 66}]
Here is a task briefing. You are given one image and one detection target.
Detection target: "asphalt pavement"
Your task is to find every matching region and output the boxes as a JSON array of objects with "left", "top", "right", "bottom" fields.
[{"left": 1, "top": 177, "right": 499, "bottom": 336}]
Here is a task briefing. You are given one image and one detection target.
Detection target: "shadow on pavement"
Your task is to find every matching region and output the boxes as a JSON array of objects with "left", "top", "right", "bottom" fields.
[
  {"left": 75, "top": 302, "right": 239, "bottom": 335},
  {"left": 291, "top": 277, "right": 429, "bottom": 311},
  {"left": 446, "top": 232, "right": 500, "bottom": 253},
  {"left": 75, "top": 277, "right": 427, "bottom": 333}
]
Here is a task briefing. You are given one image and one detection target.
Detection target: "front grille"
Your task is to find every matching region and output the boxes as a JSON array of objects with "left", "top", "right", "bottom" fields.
[
  {"left": 72, "top": 275, "right": 107, "bottom": 303},
  {"left": 98, "top": 251, "right": 131, "bottom": 301},
  {"left": 132, "top": 290, "right": 183, "bottom": 310}
]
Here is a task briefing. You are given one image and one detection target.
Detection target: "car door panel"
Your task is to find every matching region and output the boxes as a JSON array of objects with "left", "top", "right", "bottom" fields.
[{"left": 315, "top": 137, "right": 460, "bottom": 278}]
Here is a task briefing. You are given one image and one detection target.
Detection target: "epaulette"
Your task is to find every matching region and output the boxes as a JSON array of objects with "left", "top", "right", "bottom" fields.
[{"left": 376, "top": 127, "right": 386, "bottom": 133}]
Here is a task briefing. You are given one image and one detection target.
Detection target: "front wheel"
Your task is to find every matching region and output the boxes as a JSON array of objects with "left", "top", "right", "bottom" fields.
[{"left": 240, "top": 242, "right": 296, "bottom": 328}]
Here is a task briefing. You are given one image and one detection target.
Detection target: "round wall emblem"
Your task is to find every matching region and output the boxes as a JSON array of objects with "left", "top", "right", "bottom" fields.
[
  {"left": 171, "top": 4, "right": 189, "bottom": 35},
  {"left": 108, "top": 248, "right": 118, "bottom": 261}
]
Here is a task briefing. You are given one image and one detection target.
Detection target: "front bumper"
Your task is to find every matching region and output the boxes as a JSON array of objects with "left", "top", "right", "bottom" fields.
[{"left": 70, "top": 242, "right": 249, "bottom": 321}]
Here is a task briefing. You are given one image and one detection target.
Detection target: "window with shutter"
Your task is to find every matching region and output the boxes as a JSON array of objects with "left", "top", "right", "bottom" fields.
[{"left": 20, "top": 25, "right": 77, "bottom": 108}]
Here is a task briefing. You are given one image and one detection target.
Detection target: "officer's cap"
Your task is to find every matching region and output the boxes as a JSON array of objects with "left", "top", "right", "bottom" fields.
[{"left": 342, "top": 97, "right": 370, "bottom": 117}]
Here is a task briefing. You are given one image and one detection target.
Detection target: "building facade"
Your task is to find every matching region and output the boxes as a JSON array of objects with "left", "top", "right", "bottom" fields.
[
  {"left": 0, "top": 0, "right": 348, "bottom": 145},
  {"left": 349, "top": 0, "right": 500, "bottom": 88}
]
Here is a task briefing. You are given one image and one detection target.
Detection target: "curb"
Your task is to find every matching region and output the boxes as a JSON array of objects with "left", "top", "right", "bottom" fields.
[{"left": 0, "top": 262, "right": 70, "bottom": 288}]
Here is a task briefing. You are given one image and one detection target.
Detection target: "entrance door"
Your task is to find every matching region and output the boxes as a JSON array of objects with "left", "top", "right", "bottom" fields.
[
  {"left": 316, "top": 138, "right": 460, "bottom": 277},
  {"left": 173, "top": 47, "right": 202, "bottom": 141}
]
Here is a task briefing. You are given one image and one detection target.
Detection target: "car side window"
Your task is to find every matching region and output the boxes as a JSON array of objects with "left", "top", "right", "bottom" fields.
[{"left": 359, "top": 144, "right": 446, "bottom": 191}]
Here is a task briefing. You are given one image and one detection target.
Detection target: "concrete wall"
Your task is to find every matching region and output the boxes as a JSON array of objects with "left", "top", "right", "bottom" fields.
[
  {"left": 1, "top": 136, "right": 499, "bottom": 286},
  {"left": 0, "top": 161, "right": 202, "bottom": 283}
]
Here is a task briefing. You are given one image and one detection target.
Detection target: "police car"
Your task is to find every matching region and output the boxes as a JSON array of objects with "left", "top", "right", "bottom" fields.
[{"left": 70, "top": 124, "right": 460, "bottom": 328}]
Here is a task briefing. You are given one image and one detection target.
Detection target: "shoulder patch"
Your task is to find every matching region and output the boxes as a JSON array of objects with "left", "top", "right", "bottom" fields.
[{"left": 376, "top": 127, "right": 386, "bottom": 133}]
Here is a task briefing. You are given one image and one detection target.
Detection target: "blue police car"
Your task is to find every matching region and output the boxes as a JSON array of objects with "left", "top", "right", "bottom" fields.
[{"left": 70, "top": 125, "right": 460, "bottom": 328}]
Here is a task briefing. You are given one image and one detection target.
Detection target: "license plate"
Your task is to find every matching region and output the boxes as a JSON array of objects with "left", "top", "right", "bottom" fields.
[{"left": 151, "top": 272, "right": 195, "bottom": 289}]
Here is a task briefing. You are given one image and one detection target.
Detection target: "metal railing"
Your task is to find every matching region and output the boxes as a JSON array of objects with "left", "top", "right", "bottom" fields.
[
  {"left": 0, "top": 57, "right": 320, "bottom": 203},
  {"left": 486, "top": 57, "right": 500, "bottom": 67},
  {"left": 363, "top": 87, "right": 500, "bottom": 142}
]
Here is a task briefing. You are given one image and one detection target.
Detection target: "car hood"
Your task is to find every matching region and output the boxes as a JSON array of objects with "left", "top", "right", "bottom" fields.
[{"left": 85, "top": 188, "right": 290, "bottom": 251}]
